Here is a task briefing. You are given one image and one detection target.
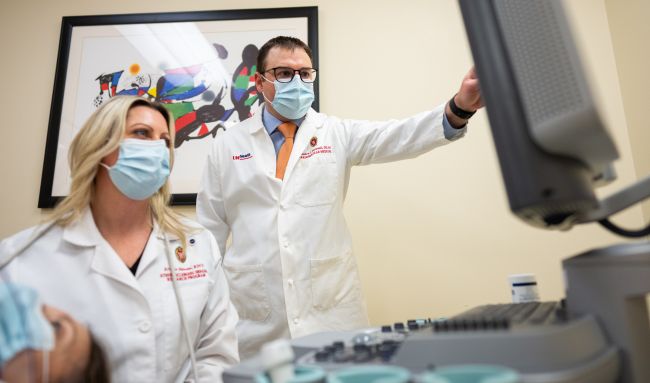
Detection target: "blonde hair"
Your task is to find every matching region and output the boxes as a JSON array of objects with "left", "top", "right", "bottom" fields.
[{"left": 49, "top": 96, "right": 190, "bottom": 248}]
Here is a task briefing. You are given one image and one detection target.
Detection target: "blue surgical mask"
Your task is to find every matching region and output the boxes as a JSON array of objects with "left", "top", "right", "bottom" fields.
[
  {"left": 101, "top": 139, "right": 170, "bottom": 200},
  {"left": 264, "top": 75, "right": 315, "bottom": 120},
  {"left": 0, "top": 283, "right": 55, "bottom": 366}
]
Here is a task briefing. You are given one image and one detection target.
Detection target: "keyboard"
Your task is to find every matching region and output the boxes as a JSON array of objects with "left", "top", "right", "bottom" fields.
[{"left": 434, "top": 301, "right": 566, "bottom": 331}]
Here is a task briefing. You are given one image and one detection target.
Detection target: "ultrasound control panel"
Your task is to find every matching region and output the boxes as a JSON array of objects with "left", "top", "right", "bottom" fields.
[
  {"left": 224, "top": 301, "right": 620, "bottom": 383},
  {"left": 299, "top": 320, "right": 419, "bottom": 366}
]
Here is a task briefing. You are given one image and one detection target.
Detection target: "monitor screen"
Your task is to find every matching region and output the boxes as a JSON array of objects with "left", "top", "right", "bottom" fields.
[{"left": 458, "top": 0, "right": 619, "bottom": 230}]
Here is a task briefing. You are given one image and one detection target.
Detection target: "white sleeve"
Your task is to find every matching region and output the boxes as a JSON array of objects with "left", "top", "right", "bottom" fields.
[
  {"left": 196, "top": 138, "right": 230, "bottom": 257},
  {"left": 190, "top": 233, "right": 239, "bottom": 382},
  {"left": 342, "top": 103, "right": 455, "bottom": 166}
]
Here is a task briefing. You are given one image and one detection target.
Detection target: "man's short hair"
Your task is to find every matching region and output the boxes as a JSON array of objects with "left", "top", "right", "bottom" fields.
[{"left": 257, "top": 36, "right": 313, "bottom": 73}]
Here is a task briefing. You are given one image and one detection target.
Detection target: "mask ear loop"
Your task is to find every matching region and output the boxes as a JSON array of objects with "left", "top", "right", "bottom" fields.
[
  {"left": 163, "top": 233, "right": 199, "bottom": 382},
  {"left": 259, "top": 74, "right": 275, "bottom": 105}
]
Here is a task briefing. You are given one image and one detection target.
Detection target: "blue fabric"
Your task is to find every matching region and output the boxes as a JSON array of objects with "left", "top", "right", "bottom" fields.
[
  {"left": 262, "top": 106, "right": 305, "bottom": 156},
  {"left": 0, "top": 283, "right": 55, "bottom": 365},
  {"left": 442, "top": 113, "right": 467, "bottom": 141}
]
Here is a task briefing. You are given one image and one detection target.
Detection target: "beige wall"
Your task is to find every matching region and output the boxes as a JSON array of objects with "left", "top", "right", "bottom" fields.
[
  {"left": 605, "top": 0, "right": 650, "bottom": 221},
  {"left": 0, "top": 0, "right": 645, "bottom": 326}
]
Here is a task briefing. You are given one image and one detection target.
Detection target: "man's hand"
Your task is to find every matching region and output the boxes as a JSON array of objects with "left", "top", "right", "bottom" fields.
[{"left": 445, "top": 66, "right": 484, "bottom": 128}]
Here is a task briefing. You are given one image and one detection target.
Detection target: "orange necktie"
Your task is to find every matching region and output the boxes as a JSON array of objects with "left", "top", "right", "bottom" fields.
[{"left": 275, "top": 122, "right": 297, "bottom": 180}]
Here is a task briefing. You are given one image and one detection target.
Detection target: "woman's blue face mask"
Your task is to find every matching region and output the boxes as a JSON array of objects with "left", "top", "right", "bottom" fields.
[
  {"left": 101, "top": 138, "right": 170, "bottom": 200},
  {"left": 0, "top": 283, "right": 54, "bottom": 367}
]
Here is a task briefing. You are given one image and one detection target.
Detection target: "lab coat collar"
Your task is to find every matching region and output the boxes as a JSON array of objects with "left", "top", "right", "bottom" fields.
[
  {"left": 62, "top": 208, "right": 146, "bottom": 294},
  {"left": 62, "top": 207, "right": 156, "bottom": 296},
  {"left": 63, "top": 207, "right": 180, "bottom": 245},
  {"left": 249, "top": 107, "right": 266, "bottom": 134},
  {"left": 153, "top": 220, "right": 182, "bottom": 242},
  {"left": 61, "top": 207, "right": 103, "bottom": 247}
]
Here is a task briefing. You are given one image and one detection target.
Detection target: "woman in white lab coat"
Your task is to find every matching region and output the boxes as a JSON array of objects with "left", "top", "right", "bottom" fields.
[{"left": 0, "top": 96, "right": 239, "bottom": 382}]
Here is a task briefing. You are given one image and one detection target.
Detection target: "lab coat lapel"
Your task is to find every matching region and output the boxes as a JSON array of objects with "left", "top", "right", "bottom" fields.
[
  {"left": 90, "top": 242, "right": 143, "bottom": 293},
  {"left": 282, "top": 110, "right": 319, "bottom": 183},
  {"left": 63, "top": 208, "right": 144, "bottom": 294},
  {"left": 61, "top": 208, "right": 103, "bottom": 247},
  {"left": 135, "top": 221, "right": 167, "bottom": 277},
  {"left": 249, "top": 110, "right": 278, "bottom": 180}
]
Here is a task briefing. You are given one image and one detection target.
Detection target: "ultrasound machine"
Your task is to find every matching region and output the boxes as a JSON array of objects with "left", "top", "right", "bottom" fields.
[{"left": 224, "top": 1, "right": 650, "bottom": 382}]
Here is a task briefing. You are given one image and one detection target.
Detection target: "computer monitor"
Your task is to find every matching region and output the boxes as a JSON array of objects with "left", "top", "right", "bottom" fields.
[
  {"left": 458, "top": 3, "right": 650, "bottom": 382},
  {"left": 458, "top": 0, "right": 619, "bottom": 230}
]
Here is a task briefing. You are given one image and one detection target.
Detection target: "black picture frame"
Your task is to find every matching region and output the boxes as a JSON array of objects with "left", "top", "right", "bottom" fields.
[{"left": 38, "top": 6, "right": 319, "bottom": 208}]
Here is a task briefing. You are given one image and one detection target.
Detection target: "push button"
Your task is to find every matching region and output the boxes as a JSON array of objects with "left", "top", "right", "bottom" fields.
[{"left": 138, "top": 321, "right": 152, "bottom": 333}]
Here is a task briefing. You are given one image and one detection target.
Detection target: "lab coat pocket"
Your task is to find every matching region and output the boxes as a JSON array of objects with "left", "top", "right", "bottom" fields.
[
  {"left": 295, "top": 157, "right": 337, "bottom": 207},
  {"left": 310, "top": 253, "right": 358, "bottom": 311},
  {"left": 222, "top": 263, "right": 271, "bottom": 322}
]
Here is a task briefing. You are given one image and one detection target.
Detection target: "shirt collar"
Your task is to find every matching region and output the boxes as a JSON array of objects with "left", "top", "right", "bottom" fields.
[{"left": 261, "top": 104, "right": 306, "bottom": 135}]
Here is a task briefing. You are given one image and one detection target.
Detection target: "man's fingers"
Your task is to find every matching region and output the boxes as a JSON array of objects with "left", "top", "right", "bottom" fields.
[
  {"left": 463, "top": 78, "right": 480, "bottom": 92},
  {"left": 466, "top": 66, "right": 478, "bottom": 80}
]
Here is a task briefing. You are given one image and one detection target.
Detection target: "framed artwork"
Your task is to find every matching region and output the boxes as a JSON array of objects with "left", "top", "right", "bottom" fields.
[{"left": 38, "top": 7, "right": 318, "bottom": 208}]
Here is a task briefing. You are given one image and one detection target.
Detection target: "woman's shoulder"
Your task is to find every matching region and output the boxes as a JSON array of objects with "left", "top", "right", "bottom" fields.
[
  {"left": 155, "top": 216, "right": 220, "bottom": 254},
  {"left": 0, "top": 222, "right": 61, "bottom": 266},
  {"left": 178, "top": 216, "right": 208, "bottom": 233},
  {"left": 172, "top": 217, "right": 217, "bottom": 246},
  {"left": 1, "top": 222, "right": 59, "bottom": 251}
]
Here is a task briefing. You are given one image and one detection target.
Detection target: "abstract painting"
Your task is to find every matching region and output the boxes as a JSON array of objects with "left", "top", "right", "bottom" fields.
[{"left": 39, "top": 7, "right": 318, "bottom": 207}]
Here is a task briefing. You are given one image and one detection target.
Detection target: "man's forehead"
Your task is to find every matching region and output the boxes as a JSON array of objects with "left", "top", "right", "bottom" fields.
[{"left": 265, "top": 46, "right": 311, "bottom": 65}]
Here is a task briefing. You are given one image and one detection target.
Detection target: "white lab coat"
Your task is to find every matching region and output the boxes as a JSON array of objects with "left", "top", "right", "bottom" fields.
[
  {"left": 0, "top": 208, "right": 239, "bottom": 382},
  {"left": 196, "top": 103, "right": 457, "bottom": 359}
]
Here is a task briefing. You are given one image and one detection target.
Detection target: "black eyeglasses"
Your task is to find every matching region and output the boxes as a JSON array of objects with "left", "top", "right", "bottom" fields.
[{"left": 263, "top": 67, "right": 318, "bottom": 83}]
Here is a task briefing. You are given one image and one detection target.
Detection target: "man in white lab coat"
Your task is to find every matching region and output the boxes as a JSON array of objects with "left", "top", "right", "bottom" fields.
[{"left": 196, "top": 36, "right": 483, "bottom": 358}]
